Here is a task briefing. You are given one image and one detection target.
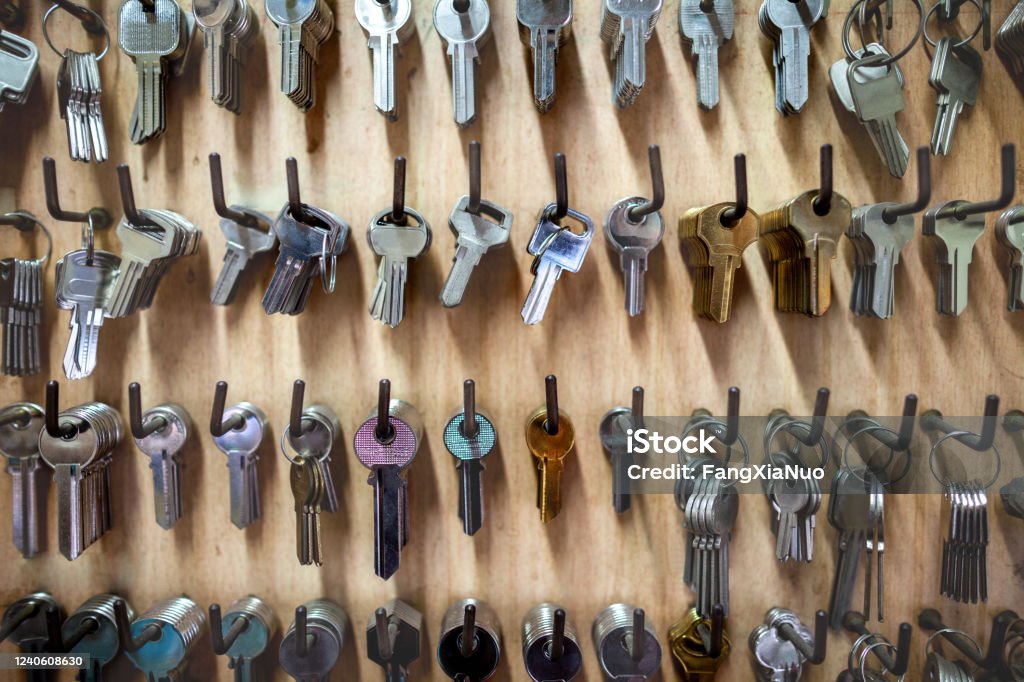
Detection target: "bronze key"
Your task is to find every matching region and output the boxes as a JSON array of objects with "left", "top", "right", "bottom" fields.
[
  {"left": 668, "top": 607, "right": 730, "bottom": 680},
  {"left": 525, "top": 375, "right": 575, "bottom": 523},
  {"left": 680, "top": 202, "right": 759, "bottom": 323}
]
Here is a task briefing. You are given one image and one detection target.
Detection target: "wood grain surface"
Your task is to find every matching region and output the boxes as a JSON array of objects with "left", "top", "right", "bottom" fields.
[{"left": 0, "top": 0, "right": 1022, "bottom": 679}]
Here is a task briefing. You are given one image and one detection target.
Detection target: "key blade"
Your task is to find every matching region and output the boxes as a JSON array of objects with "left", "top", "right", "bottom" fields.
[
  {"left": 372, "top": 466, "right": 404, "bottom": 580},
  {"left": 521, "top": 259, "right": 562, "bottom": 325},
  {"left": 458, "top": 459, "right": 485, "bottom": 536}
]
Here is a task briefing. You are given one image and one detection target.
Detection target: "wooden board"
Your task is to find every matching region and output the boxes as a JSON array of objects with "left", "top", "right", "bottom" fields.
[{"left": 1, "top": 0, "right": 1022, "bottom": 679}]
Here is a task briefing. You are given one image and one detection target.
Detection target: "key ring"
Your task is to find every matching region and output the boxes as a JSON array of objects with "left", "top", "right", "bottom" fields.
[
  {"left": 319, "top": 226, "right": 338, "bottom": 295},
  {"left": 859, "top": 639, "right": 898, "bottom": 681},
  {"left": 849, "top": 631, "right": 884, "bottom": 673},
  {"left": 763, "top": 417, "right": 830, "bottom": 471},
  {"left": 925, "top": 628, "right": 983, "bottom": 675},
  {"left": 0, "top": 211, "right": 53, "bottom": 266},
  {"left": 923, "top": 0, "right": 983, "bottom": 48},
  {"left": 928, "top": 429, "right": 1001, "bottom": 490},
  {"left": 841, "top": 423, "right": 912, "bottom": 488},
  {"left": 843, "top": 0, "right": 925, "bottom": 64},
  {"left": 681, "top": 416, "right": 749, "bottom": 488},
  {"left": 280, "top": 423, "right": 331, "bottom": 466},
  {"left": 41, "top": 3, "right": 109, "bottom": 60}
]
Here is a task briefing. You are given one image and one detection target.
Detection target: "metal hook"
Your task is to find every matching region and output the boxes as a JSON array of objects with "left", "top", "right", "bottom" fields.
[
  {"left": 44, "top": 380, "right": 77, "bottom": 439},
  {"left": 842, "top": 611, "right": 912, "bottom": 675},
  {"left": 881, "top": 147, "right": 932, "bottom": 224},
  {"left": 374, "top": 608, "right": 395, "bottom": 661},
  {"left": 48, "top": 0, "right": 105, "bottom": 34},
  {"left": 629, "top": 608, "right": 646, "bottom": 662},
  {"left": 1003, "top": 409, "right": 1024, "bottom": 433},
  {"left": 777, "top": 610, "right": 828, "bottom": 665},
  {"left": 785, "top": 388, "right": 830, "bottom": 447},
  {"left": 917, "top": 609, "right": 986, "bottom": 666},
  {"left": 544, "top": 375, "right": 560, "bottom": 436},
  {"left": 128, "top": 382, "right": 168, "bottom": 440},
  {"left": 936, "top": 144, "right": 1016, "bottom": 220},
  {"left": 812, "top": 145, "right": 834, "bottom": 216},
  {"left": 467, "top": 141, "right": 482, "bottom": 215},
  {"left": 631, "top": 386, "right": 645, "bottom": 431},
  {"left": 374, "top": 379, "right": 394, "bottom": 443},
  {"left": 0, "top": 405, "right": 32, "bottom": 429},
  {"left": 460, "top": 604, "right": 476, "bottom": 657},
  {"left": 461, "top": 379, "right": 478, "bottom": 439},
  {"left": 113, "top": 599, "right": 161, "bottom": 654},
  {"left": 289, "top": 380, "right": 315, "bottom": 436},
  {"left": 453, "top": 0, "right": 470, "bottom": 12},
  {"left": 699, "top": 0, "right": 715, "bottom": 11},
  {"left": 209, "top": 604, "right": 251, "bottom": 656},
  {"left": 285, "top": 156, "right": 318, "bottom": 226},
  {"left": 696, "top": 604, "right": 726, "bottom": 658},
  {"left": 42, "top": 157, "right": 112, "bottom": 229},
  {"left": 138, "top": 0, "right": 155, "bottom": 12},
  {"left": 392, "top": 157, "right": 407, "bottom": 225},
  {"left": 720, "top": 155, "right": 749, "bottom": 225},
  {"left": 57, "top": 607, "right": 99, "bottom": 652},
  {"left": 0, "top": 212, "right": 32, "bottom": 229},
  {"left": 209, "top": 381, "right": 245, "bottom": 437},
  {"left": 294, "top": 606, "right": 310, "bottom": 658},
  {"left": 548, "top": 153, "right": 569, "bottom": 222},
  {"left": 208, "top": 153, "right": 259, "bottom": 229},
  {"left": 921, "top": 395, "right": 999, "bottom": 452},
  {"left": 626, "top": 145, "right": 665, "bottom": 222},
  {"left": 116, "top": 164, "right": 159, "bottom": 228},
  {"left": 847, "top": 394, "right": 918, "bottom": 452},
  {"left": 0, "top": 600, "right": 42, "bottom": 643},
  {"left": 549, "top": 608, "right": 566, "bottom": 660}
]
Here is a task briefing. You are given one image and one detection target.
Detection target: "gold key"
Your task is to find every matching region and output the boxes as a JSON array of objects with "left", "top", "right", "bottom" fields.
[
  {"left": 680, "top": 202, "right": 759, "bottom": 323},
  {"left": 668, "top": 608, "right": 731, "bottom": 681},
  {"left": 525, "top": 375, "right": 575, "bottom": 523},
  {"left": 760, "top": 189, "right": 851, "bottom": 316}
]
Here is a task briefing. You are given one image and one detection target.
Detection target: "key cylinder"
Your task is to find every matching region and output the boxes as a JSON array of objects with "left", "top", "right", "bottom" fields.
[
  {"left": 522, "top": 603, "right": 582, "bottom": 681},
  {"left": 437, "top": 599, "right": 501, "bottom": 681}
]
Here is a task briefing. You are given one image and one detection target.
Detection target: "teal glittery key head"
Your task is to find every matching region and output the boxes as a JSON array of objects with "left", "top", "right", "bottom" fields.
[{"left": 443, "top": 412, "right": 497, "bottom": 461}]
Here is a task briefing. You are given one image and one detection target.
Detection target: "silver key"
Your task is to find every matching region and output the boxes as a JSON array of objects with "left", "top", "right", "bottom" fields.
[
  {"left": 265, "top": 0, "right": 334, "bottom": 111},
  {"left": 600, "top": 0, "right": 662, "bottom": 107},
  {"left": 133, "top": 404, "right": 191, "bottom": 530},
  {"left": 847, "top": 202, "right": 914, "bottom": 319},
  {"left": 759, "top": 0, "right": 824, "bottom": 116},
  {"left": 0, "top": 30, "right": 39, "bottom": 111},
  {"left": 212, "top": 208, "right": 276, "bottom": 306},
  {"left": 922, "top": 200, "right": 984, "bottom": 316},
  {"left": 847, "top": 50, "right": 909, "bottom": 178},
  {"left": 521, "top": 204, "right": 594, "bottom": 325},
  {"left": 929, "top": 37, "right": 982, "bottom": 156},
  {"left": 433, "top": 0, "right": 491, "bottom": 127},
  {"left": 125, "top": 597, "right": 207, "bottom": 681},
  {"left": 262, "top": 203, "right": 348, "bottom": 315},
  {"left": 440, "top": 195, "right": 512, "bottom": 307},
  {"left": 749, "top": 610, "right": 812, "bottom": 681},
  {"left": 356, "top": 0, "right": 413, "bottom": 121},
  {"left": 995, "top": 205, "right": 1024, "bottom": 311},
  {"left": 0, "top": 403, "right": 46, "bottom": 558},
  {"left": 212, "top": 402, "right": 268, "bottom": 529},
  {"left": 516, "top": 0, "right": 573, "bottom": 113},
  {"left": 367, "top": 208, "right": 431, "bottom": 328},
  {"left": 679, "top": 0, "right": 733, "bottom": 110},
  {"left": 353, "top": 392, "right": 422, "bottom": 580},
  {"left": 604, "top": 196, "right": 664, "bottom": 317},
  {"left": 54, "top": 249, "right": 120, "bottom": 381}
]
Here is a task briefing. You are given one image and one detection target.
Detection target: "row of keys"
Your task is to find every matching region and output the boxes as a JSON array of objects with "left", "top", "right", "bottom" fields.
[
  {"left": 9, "top": 0, "right": 1024, "bottom": 158},
  {"left": 5, "top": 591, "right": 1021, "bottom": 680}
]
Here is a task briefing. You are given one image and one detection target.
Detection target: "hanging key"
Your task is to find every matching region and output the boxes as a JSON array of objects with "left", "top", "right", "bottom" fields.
[
  {"left": 265, "top": 0, "right": 334, "bottom": 111},
  {"left": 437, "top": 600, "right": 502, "bottom": 681},
  {"left": 209, "top": 596, "right": 278, "bottom": 682},
  {"left": 433, "top": 0, "right": 491, "bottom": 127},
  {"left": 847, "top": 48, "right": 909, "bottom": 178},
  {"left": 600, "top": 386, "right": 644, "bottom": 514},
  {"left": 679, "top": 0, "right": 733, "bottom": 110},
  {"left": 444, "top": 379, "right": 497, "bottom": 536},
  {"left": 129, "top": 383, "right": 191, "bottom": 530},
  {"left": 62, "top": 594, "right": 133, "bottom": 682},
  {"left": 194, "top": 0, "right": 258, "bottom": 113},
  {"left": 0, "top": 402, "right": 46, "bottom": 558},
  {"left": 123, "top": 596, "right": 207, "bottom": 681},
  {"left": 0, "top": 29, "right": 38, "bottom": 111},
  {"left": 668, "top": 606, "right": 731, "bottom": 681},
  {"left": 368, "top": 157, "right": 431, "bottom": 327},
  {"left": 600, "top": 0, "right": 662, "bottom": 107},
  {"left": 356, "top": 0, "right": 413, "bottom": 121},
  {"left": 210, "top": 382, "right": 267, "bottom": 530},
  {"left": 929, "top": 36, "right": 982, "bottom": 156},
  {"left": 353, "top": 379, "right": 423, "bottom": 580},
  {"left": 759, "top": 0, "right": 825, "bottom": 115},
  {"left": 526, "top": 375, "right": 575, "bottom": 523},
  {"left": 279, "top": 601, "right": 347, "bottom": 682},
  {"left": 593, "top": 605, "right": 661, "bottom": 680},
  {"left": 605, "top": 145, "right": 665, "bottom": 317},
  {"left": 54, "top": 247, "right": 120, "bottom": 380},
  {"left": 522, "top": 154, "right": 594, "bottom": 325},
  {"left": 922, "top": 201, "right": 984, "bottom": 317},
  {"left": 441, "top": 141, "right": 512, "bottom": 308},
  {"left": 522, "top": 603, "right": 582, "bottom": 682},
  {"left": 749, "top": 608, "right": 827, "bottom": 680},
  {"left": 995, "top": 205, "right": 1024, "bottom": 311},
  {"left": 367, "top": 599, "right": 423, "bottom": 682},
  {"left": 0, "top": 211, "right": 50, "bottom": 377},
  {"left": 516, "top": 0, "right": 573, "bottom": 112}
]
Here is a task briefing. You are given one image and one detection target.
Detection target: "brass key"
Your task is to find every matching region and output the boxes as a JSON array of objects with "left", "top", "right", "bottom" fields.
[
  {"left": 525, "top": 375, "right": 575, "bottom": 523},
  {"left": 668, "top": 607, "right": 731, "bottom": 680},
  {"left": 680, "top": 202, "right": 759, "bottom": 323}
]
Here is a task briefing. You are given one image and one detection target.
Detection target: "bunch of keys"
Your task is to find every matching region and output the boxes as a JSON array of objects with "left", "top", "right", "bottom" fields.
[
  {"left": 209, "top": 595, "right": 278, "bottom": 680},
  {"left": 668, "top": 606, "right": 731, "bottom": 681},
  {"left": 63, "top": 594, "right": 133, "bottom": 682},
  {"left": 122, "top": 596, "right": 208, "bottom": 681},
  {"left": 279, "top": 600, "right": 347, "bottom": 681},
  {"left": 282, "top": 380, "right": 339, "bottom": 566},
  {"left": 522, "top": 603, "right": 582, "bottom": 681},
  {"left": 0, "top": 211, "right": 48, "bottom": 377},
  {"left": 353, "top": 379, "right": 423, "bottom": 580},
  {"left": 592, "top": 605, "right": 662, "bottom": 680},
  {"left": 516, "top": 0, "right": 573, "bottom": 113}
]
